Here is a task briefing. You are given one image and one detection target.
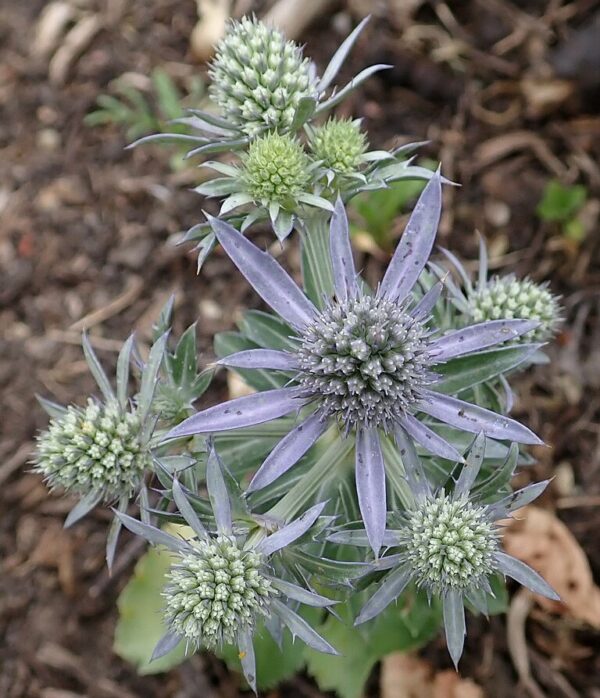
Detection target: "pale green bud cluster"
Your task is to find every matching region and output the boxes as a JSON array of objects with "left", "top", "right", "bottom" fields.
[
  {"left": 310, "top": 118, "right": 367, "bottom": 173},
  {"left": 404, "top": 494, "right": 497, "bottom": 594},
  {"left": 163, "top": 536, "right": 276, "bottom": 648},
  {"left": 209, "top": 17, "right": 316, "bottom": 137},
  {"left": 35, "top": 398, "right": 150, "bottom": 500},
  {"left": 468, "top": 277, "right": 560, "bottom": 342},
  {"left": 242, "top": 133, "right": 310, "bottom": 204}
]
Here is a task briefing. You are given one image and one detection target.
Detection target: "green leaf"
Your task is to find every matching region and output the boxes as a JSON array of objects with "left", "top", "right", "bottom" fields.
[
  {"left": 215, "top": 418, "right": 298, "bottom": 475},
  {"left": 219, "top": 623, "right": 307, "bottom": 690},
  {"left": 300, "top": 216, "right": 334, "bottom": 308},
  {"left": 536, "top": 180, "right": 587, "bottom": 223},
  {"left": 152, "top": 68, "right": 184, "bottom": 122},
  {"left": 486, "top": 574, "right": 509, "bottom": 615},
  {"left": 214, "top": 331, "right": 290, "bottom": 391},
  {"left": 114, "top": 546, "right": 187, "bottom": 674},
  {"left": 152, "top": 295, "right": 174, "bottom": 342},
  {"left": 170, "top": 324, "right": 198, "bottom": 387},
  {"left": 434, "top": 345, "right": 538, "bottom": 395},
  {"left": 238, "top": 310, "right": 297, "bottom": 351},
  {"left": 352, "top": 178, "right": 426, "bottom": 247},
  {"left": 305, "top": 594, "right": 441, "bottom": 698}
]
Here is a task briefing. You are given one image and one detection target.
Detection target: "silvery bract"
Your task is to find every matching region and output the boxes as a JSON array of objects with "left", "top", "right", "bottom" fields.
[
  {"left": 165, "top": 172, "right": 543, "bottom": 555},
  {"left": 35, "top": 332, "right": 167, "bottom": 566},
  {"left": 351, "top": 433, "right": 558, "bottom": 666},
  {"left": 117, "top": 443, "right": 338, "bottom": 692}
]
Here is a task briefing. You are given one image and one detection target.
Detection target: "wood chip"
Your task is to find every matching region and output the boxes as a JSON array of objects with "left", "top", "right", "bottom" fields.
[
  {"left": 49, "top": 14, "right": 102, "bottom": 86},
  {"left": 381, "top": 653, "right": 485, "bottom": 698},
  {"left": 503, "top": 506, "right": 600, "bottom": 627}
]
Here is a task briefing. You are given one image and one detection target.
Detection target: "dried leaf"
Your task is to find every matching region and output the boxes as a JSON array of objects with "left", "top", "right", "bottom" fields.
[
  {"left": 503, "top": 506, "right": 600, "bottom": 627},
  {"left": 381, "top": 654, "right": 484, "bottom": 698}
]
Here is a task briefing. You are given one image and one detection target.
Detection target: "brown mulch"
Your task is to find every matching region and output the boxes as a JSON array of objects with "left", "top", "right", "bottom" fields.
[{"left": 1, "top": 1, "right": 599, "bottom": 696}]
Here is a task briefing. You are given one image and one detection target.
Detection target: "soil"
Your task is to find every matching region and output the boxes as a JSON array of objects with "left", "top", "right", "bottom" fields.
[{"left": 1, "top": 1, "right": 599, "bottom": 697}]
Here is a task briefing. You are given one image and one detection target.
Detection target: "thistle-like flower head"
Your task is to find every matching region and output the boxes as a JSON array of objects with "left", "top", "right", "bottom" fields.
[
  {"left": 209, "top": 17, "right": 316, "bottom": 137},
  {"left": 242, "top": 133, "right": 310, "bottom": 204},
  {"left": 309, "top": 118, "right": 368, "bottom": 174},
  {"left": 197, "top": 134, "right": 331, "bottom": 241},
  {"left": 439, "top": 237, "right": 562, "bottom": 343},
  {"left": 353, "top": 433, "right": 559, "bottom": 667},
  {"left": 297, "top": 295, "right": 432, "bottom": 428},
  {"left": 402, "top": 493, "right": 497, "bottom": 595},
  {"left": 33, "top": 333, "right": 167, "bottom": 567},
  {"left": 35, "top": 398, "right": 150, "bottom": 501},
  {"left": 164, "top": 536, "right": 275, "bottom": 648},
  {"left": 468, "top": 276, "right": 561, "bottom": 342},
  {"left": 167, "top": 172, "right": 543, "bottom": 558},
  {"left": 117, "top": 443, "right": 337, "bottom": 692}
]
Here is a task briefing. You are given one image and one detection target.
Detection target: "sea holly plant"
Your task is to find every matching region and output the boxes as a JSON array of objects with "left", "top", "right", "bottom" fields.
[
  {"left": 32, "top": 14, "right": 564, "bottom": 698},
  {"left": 167, "top": 174, "right": 543, "bottom": 555},
  {"left": 116, "top": 443, "right": 339, "bottom": 692},
  {"left": 34, "top": 331, "right": 168, "bottom": 567},
  {"left": 130, "top": 15, "right": 439, "bottom": 264},
  {"left": 347, "top": 432, "right": 558, "bottom": 667}
]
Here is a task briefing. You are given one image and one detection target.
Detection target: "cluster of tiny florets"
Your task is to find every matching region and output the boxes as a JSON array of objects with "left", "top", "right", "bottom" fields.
[
  {"left": 297, "top": 296, "right": 431, "bottom": 428},
  {"left": 209, "top": 17, "right": 316, "bottom": 137},
  {"left": 34, "top": 399, "right": 150, "bottom": 500},
  {"left": 163, "top": 536, "right": 275, "bottom": 648},
  {"left": 242, "top": 133, "right": 310, "bottom": 204},
  {"left": 403, "top": 494, "right": 498, "bottom": 595},
  {"left": 310, "top": 118, "right": 367, "bottom": 173},
  {"left": 468, "top": 277, "right": 561, "bottom": 342}
]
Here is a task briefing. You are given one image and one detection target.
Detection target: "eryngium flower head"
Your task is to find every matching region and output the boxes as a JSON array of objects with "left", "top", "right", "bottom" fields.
[
  {"left": 209, "top": 17, "right": 316, "bottom": 137},
  {"left": 164, "top": 536, "right": 275, "bottom": 648},
  {"left": 438, "top": 237, "right": 562, "bottom": 344},
  {"left": 467, "top": 276, "right": 561, "bottom": 342},
  {"left": 354, "top": 433, "right": 559, "bottom": 667},
  {"left": 309, "top": 118, "right": 367, "bottom": 174},
  {"left": 403, "top": 493, "right": 497, "bottom": 595},
  {"left": 242, "top": 133, "right": 310, "bottom": 204},
  {"left": 117, "top": 445, "right": 337, "bottom": 692},
  {"left": 168, "top": 172, "right": 543, "bottom": 557},
  {"left": 298, "top": 295, "right": 432, "bottom": 427},
  {"left": 35, "top": 398, "right": 150, "bottom": 500}
]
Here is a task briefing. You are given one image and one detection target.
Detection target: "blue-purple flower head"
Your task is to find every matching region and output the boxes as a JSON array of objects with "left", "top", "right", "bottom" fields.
[
  {"left": 352, "top": 432, "right": 559, "bottom": 667},
  {"left": 117, "top": 443, "right": 338, "bottom": 692},
  {"left": 165, "top": 171, "right": 542, "bottom": 557}
]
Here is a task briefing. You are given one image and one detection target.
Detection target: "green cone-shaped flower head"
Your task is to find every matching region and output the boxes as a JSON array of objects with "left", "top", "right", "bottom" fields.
[
  {"left": 35, "top": 398, "right": 151, "bottom": 500},
  {"left": 297, "top": 295, "right": 432, "bottom": 428},
  {"left": 164, "top": 535, "right": 275, "bottom": 648},
  {"left": 242, "top": 132, "right": 311, "bottom": 205},
  {"left": 209, "top": 17, "right": 316, "bottom": 137},
  {"left": 310, "top": 118, "right": 367, "bottom": 173},
  {"left": 404, "top": 493, "right": 498, "bottom": 595},
  {"left": 468, "top": 276, "right": 561, "bottom": 342}
]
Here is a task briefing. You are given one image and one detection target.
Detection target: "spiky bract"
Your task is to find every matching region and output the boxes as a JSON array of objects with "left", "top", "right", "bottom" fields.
[
  {"left": 242, "top": 133, "right": 310, "bottom": 204},
  {"left": 468, "top": 276, "right": 560, "bottom": 342},
  {"left": 310, "top": 118, "right": 367, "bottom": 173},
  {"left": 209, "top": 17, "right": 315, "bottom": 137},
  {"left": 35, "top": 399, "right": 150, "bottom": 500},
  {"left": 297, "top": 296, "right": 431, "bottom": 428},
  {"left": 402, "top": 493, "right": 498, "bottom": 595},
  {"left": 163, "top": 536, "right": 275, "bottom": 648}
]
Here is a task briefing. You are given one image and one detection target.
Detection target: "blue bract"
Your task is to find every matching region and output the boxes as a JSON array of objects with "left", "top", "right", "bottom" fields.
[{"left": 165, "top": 172, "right": 542, "bottom": 556}]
